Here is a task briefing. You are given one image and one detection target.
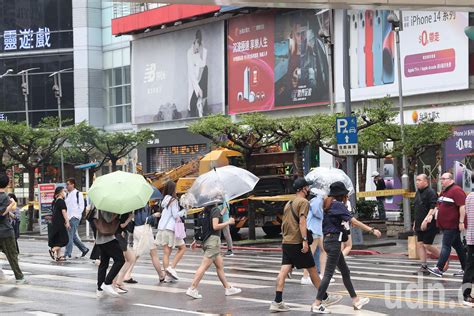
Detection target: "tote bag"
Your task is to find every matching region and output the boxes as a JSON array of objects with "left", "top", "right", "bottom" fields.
[{"left": 174, "top": 216, "right": 186, "bottom": 240}]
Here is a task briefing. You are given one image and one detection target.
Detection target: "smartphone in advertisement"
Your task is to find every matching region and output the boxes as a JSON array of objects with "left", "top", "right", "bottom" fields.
[
  {"left": 349, "top": 10, "right": 359, "bottom": 89},
  {"left": 372, "top": 10, "right": 384, "bottom": 86},
  {"left": 357, "top": 11, "right": 366, "bottom": 88},
  {"left": 384, "top": 163, "right": 394, "bottom": 204},
  {"left": 382, "top": 10, "right": 395, "bottom": 84},
  {"left": 365, "top": 10, "right": 374, "bottom": 87}
]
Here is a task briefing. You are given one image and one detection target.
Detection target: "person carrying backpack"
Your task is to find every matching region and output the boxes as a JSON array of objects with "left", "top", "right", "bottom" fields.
[
  {"left": 64, "top": 178, "right": 89, "bottom": 259},
  {"left": 186, "top": 202, "right": 241, "bottom": 299}
]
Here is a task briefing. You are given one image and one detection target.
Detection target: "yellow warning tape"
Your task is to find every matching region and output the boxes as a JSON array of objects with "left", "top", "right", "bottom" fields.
[{"left": 356, "top": 189, "right": 416, "bottom": 198}]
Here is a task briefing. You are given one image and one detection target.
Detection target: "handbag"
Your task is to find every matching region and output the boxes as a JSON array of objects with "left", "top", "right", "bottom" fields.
[
  {"left": 174, "top": 216, "right": 186, "bottom": 240},
  {"left": 94, "top": 210, "right": 119, "bottom": 236},
  {"left": 135, "top": 220, "right": 153, "bottom": 257},
  {"left": 289, "top": 201, "right": 313, "bottom": 245}
]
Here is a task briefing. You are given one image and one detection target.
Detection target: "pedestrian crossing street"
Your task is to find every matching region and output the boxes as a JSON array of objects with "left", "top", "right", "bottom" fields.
[{"left": 0, "top": 247, "right": 470, "bottom": 315}]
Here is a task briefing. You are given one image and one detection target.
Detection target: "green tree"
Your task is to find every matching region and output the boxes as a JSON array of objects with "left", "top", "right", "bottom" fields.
[
  {"left": 188, "top": 113, "right": 285, "bottom": 169},
  {"left": 0, "top": 118, "right": 74, "bottom": 231},
  {"left": 74, "top": 124, "right": 154, "bottom": 172}
]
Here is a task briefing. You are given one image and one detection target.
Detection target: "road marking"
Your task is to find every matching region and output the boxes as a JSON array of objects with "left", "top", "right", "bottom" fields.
[
  {"left": 230, "top": 297, "right": 388, "bottom": 315},
  {"left": 134, "top": 303, "right": 218, "bottom": 315},
  {"left": 0, "top": 295, "right": 32, "bottom": 304},
  {"left": 26, "top": 312, "right": 60, "bottom": 316},
  {"left": 0, "top": 283, "right": 96, "bottom": 298}
]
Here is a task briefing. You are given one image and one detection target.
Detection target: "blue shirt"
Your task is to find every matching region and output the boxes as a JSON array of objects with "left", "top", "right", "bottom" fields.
[
  {"left": 307, "top": 195, "right": 324, "bottom": 237},
  {"left": 322, "top": 200, "right": 353, "bottom": 235}
]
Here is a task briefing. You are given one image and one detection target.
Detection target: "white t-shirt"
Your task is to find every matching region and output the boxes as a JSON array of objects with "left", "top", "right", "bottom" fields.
[
  {"left": 158, "top": 195, "right": 180, "bottom": 231},
  {"left": 65, "top": 189, "right": 84, "bottom": 220}
]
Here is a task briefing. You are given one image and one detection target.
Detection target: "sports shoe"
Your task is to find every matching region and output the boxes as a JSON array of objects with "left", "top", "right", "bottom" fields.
[
  {"left": 311, "top": 304, "right": 330, "bottom": 314},
  {"left": 353, "top": 297, "right": 370, "bottom": 310},
  {"left": 115, "top": 286, "right": 128, "bottom": 294},
  {"left": 269, "top": 301, "right": 290, "bottom": 312},
  {"left": 186, "top": 287, "right": 202, "bottom": 299},
  {"left": 81, "top": 248, "right": 90, "bottom": 258},
  {"left": 463, "top": 296, "right": 474, "bottom": 307},
  {"left": 225, "top": 250, "right": 235, "bottom": 256},
  {"left": 300, "top": 276, "right": 312, "bottom": 285},
  {"left": 427, "top": 266, "right": 443, "bottom": 277},
  {"left": 124, "top": 278, "right": 138, "bottom": 284},
  {"left": 453, "top": 270, "right": 464, "bottom": 277},
  {"left": 15, "top": 278, "right": 27, "bottom": 285},
  {"left": 225, "top": 286, "right": 242, "bottom": 296},
  {"left": 323, "top": 294, "right": 342, "bottom": 306},
  {"left": 166, "top": 267, "right": 179, "bottom": 280},
  {"left": 96, "top": 290, "right": 104, "bottom": 298},
  {"left": 102, "top": 284, "right": 119, "bottom": 297}
]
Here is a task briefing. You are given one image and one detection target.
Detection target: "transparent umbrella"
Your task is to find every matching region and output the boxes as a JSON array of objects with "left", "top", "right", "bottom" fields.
[
  {"left": 305, "top": 167, "right": 355, "bottom": 196},
  {"left": 180, "top": 165, "right": 259, "bottom": 208}
]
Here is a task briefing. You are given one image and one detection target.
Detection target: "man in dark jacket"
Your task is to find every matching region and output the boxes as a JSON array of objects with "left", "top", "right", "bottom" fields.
[{"left": 413, "top": 174, "right": 439, "bottom": 275}]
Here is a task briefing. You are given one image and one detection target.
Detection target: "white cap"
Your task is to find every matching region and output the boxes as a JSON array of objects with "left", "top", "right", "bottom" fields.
[{"left": 372, "top": 171, "right": 380, "bottom": 177}]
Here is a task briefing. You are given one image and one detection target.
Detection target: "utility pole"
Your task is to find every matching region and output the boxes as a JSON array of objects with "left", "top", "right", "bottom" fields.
[
  {"left": 50, "top": 68, "right": 72, "bottom": 184},
  {"left": 17, "top": 68, "right": 39, "bottom": 127},
  {"left": 388, "top": 12, "right": 411, "bottom": 232}
]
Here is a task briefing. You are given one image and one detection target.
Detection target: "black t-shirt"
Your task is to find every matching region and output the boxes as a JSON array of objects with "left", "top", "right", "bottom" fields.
[
  {"left": 374, "top": 178, "right": 386, "bottom": 190},
  {"left": 414, "top": 186, "right": 438, "bottom": 231},
  {"left": 210, "top": 206, "right": 223, "bottom": 237}
]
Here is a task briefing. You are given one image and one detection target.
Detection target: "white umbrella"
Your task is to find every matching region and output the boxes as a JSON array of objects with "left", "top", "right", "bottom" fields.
[
  {"left": 180, "top": 165, "right": 259, "bottom": 208},
  {"left": 305, "top": 167, "right": 355, "bottom": 196}
]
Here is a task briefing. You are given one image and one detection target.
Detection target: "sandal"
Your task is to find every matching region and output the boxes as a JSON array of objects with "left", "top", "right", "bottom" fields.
[
  {"left": 56, "top": 256, "right": 67, "bottom": 262},
  {"left": 48, "top": 249, "right": 55, "bottom": 260}
]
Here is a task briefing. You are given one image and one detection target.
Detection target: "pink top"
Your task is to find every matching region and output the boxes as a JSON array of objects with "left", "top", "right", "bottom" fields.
[{"left": 466, "top": 193, "right": 474, "bottom": 245}]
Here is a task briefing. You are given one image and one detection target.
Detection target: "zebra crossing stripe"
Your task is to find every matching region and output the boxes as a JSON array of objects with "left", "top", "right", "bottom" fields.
[{"left": 0, "top": 295, "right": 32, "bottom": 304}]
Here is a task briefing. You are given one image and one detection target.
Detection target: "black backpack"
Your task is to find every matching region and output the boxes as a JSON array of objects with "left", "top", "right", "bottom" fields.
[{"left": 194, "top": 207, "right": 213, "bottom": 242}]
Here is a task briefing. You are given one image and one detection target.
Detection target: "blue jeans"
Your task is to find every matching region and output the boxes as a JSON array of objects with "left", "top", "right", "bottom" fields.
[
  {"left": 436, "top": 229, "right": 466, "bottom": 271},
  {"left": 65, "top": 217, "right": 88, "bottom": 257},
  {"left": 313, "top": 240, "right": 321, "bottom": 273}
]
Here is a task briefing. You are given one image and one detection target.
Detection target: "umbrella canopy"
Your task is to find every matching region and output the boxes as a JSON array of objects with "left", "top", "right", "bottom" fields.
[
  {"left": 150, "top": 185, "right": 163, "bottom": 200},
  {"left": 89, "top": 171, "right": 153, "bottom": 214},
  {"left": 305, "top": 167, "right": 355, "bottom": 196},
  {"left": 180, "top": 165, "right": 259, "bottom": 208}
]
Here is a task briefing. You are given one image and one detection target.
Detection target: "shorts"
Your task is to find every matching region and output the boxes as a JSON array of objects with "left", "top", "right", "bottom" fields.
[
  {"left": 282, "top": 243, "right": 315, "bottom": 269},
  {"left": 133, "top": 225, "right": 157, "bottom": 251},
  {"left": 203, "top": 235, "right": 221, "bottom": 259},
  {"left": 116, "top": 231, "right": 128, "bottom": 252},
  {"left": 416, "top": 228, "right": 438, "bottom": 245},
  {"left": 154, "top": 229, "right": 185, "bottom": 248}
]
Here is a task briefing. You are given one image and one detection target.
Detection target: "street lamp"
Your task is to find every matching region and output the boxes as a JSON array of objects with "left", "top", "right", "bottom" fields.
[
  {"left": 0, "top": 69, "right": 13, "bottom": 79},
  {"left": 388, "top": 12, "right": 411, "bottom": 232},
  {"left": 49, "top": 68, "right": 72, "bottom": 183},
  {"left": 17, "top": 68, "right": 39, "bottom": 127}
]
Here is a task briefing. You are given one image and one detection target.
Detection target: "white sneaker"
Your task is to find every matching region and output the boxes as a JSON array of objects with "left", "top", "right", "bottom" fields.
[
  {"left": 311, "top": 304, "right": 331, "bottom": 314},
  {"left": 102, "top": 284, "right": 119, "bottom": 297},
  {"left": 323, "top": 294, "right": 342, "bottom": 306},
  {"left": 96, "top": 290, "right": 104, "bottom": 298},
  {"left": 300, "top": 276, "right": 312, "bottom": 285},
  {"left": 186, "top": 287, "right": 202, "bottom": 299},
  {"left": 225, "top": 286, "right": 242, "bottom": 296},
  {"left": 269, "top": 301, "right": 290, "bottom": 312},
  {"left": 166, "top": 267, "right": 179, "bottom": 280},
  {"left": 353, "top": 297, "right": 370, "bottom": 310},
  {"left": 15, "top": 278, "right": 27, "bottom": 285},
  {"left": 114, "top": 286, "right": 128, "bottom": 294}
]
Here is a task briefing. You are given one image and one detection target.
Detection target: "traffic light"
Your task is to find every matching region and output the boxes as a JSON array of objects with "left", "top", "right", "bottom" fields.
[{"left": 465, "top": 26, "right": 474, "bottom": 40}]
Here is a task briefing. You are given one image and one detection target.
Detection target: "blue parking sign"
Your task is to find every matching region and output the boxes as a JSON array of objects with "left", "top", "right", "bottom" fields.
[{"left": 336, "top": 117, "right": 358, "bottom": 155}]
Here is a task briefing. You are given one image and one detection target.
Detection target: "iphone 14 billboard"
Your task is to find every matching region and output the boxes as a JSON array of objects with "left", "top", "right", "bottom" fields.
[{"left": 348, "top": 10, "right": 394, "bottom": 89}]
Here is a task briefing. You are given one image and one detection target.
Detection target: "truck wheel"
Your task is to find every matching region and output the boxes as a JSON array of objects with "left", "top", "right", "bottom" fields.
[{"left": 262, "top": 225, "right": 281, "bottom": 237}]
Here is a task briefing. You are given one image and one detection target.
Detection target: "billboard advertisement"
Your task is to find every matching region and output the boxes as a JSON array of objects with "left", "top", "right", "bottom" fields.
[
  {"left": 132, "top": 21, "right": 225, "bottom": 124},
  {"left": 334, "top": 10, "right": 469, "bottom": 102},
  {"left": 228, "top": 10, "right": 329, "bottom": 114},
  {"left": 444, "top": 124, "right": 474, "bottom": 172}
]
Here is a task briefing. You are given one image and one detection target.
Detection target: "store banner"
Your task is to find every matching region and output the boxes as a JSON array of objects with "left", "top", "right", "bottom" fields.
[
  {"left": 228, "top": 10, "right": 330, "bottom": 114},
  {"left": 444, "top": 125, "right": 474, "bottom": 171},
  {"left": 334, "top": 10, "right": 469, "bottom": 102},
  {"left": 132, "top": 21, "right": 225, "bottom": 124}
]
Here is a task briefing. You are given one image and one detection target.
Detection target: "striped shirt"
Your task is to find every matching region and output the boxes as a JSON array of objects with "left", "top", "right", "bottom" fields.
[{"left": 466, "top": 193, "right": 474, "bottom": 245}]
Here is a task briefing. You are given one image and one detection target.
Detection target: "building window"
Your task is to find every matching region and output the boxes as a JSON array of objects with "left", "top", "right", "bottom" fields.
[{"left": 105, "top": 66, "right": 131, "bottom": 124}]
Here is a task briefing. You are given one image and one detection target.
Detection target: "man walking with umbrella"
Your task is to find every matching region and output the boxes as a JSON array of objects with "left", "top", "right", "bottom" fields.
[{"left": 269, "top": 178, "right": 341, "bottom": 312}]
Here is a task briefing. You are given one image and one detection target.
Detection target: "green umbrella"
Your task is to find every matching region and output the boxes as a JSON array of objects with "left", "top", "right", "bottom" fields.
[{"left": 88, "top": 171, "right": 153, "bottom": 214}]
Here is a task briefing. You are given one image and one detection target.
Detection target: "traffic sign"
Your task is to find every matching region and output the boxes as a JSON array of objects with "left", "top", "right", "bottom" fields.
[{"left": 336, "top": 116, "right": 358, "bottom": 155}]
